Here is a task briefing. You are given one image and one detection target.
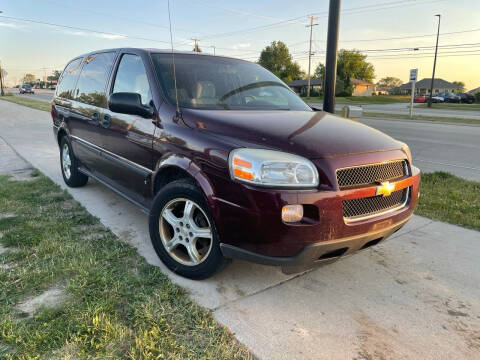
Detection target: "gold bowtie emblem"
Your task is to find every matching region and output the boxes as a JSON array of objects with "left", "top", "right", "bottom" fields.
[{"left": 376, "top": 181, "right": 395, "bottom": 197}]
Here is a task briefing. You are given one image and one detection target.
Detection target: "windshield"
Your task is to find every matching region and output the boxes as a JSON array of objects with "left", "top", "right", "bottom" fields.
[{"left": 151, "top": 53, "right": 311, "bottom": 111}]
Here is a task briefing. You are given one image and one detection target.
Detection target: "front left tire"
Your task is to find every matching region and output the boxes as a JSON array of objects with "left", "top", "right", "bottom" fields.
[{"left": 149, "top": 180, "right": 227, "bottom": 280}]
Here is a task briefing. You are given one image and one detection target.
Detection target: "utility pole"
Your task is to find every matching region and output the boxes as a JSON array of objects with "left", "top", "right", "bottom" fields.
[
  {"left": 42, "top": 67, "right": 47, "bottom": 88},
  {"left": 323, "top": 0, "right": 341, "bottom": 114},
  {"left": 191, "top": 38, "right": 200, "bottom": 52},
  {"left": 427, "top": 14, "right": 441, "bottom": 108},
  {"left": 210, "top": 45, "right": 216, "bottom": 56},
  {"left": 306, "top": 16, "right": 318, "bottom": 98},
  {"left": 0, "top": 61, "right": 4, "bottom": 96}
]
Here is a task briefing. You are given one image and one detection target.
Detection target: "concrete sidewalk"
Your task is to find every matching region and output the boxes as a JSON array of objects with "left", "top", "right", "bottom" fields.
[{"left": 1, "top": 100, "right": 479, "bottom": 359}]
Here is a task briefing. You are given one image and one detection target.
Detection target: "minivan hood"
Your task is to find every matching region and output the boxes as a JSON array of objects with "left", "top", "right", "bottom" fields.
[{"left": 182, "top": 109, "right": 402, "bottom": 159}]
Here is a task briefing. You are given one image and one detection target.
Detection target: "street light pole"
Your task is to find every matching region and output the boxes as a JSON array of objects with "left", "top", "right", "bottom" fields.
[
  {"left": 427, "top": 14, "right": 441, "bottom": 108},
  {"left": 323, "top": 0, "right": 341, "bottom": 114}
]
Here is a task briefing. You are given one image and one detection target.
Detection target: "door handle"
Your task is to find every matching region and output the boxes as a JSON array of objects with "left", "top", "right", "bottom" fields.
[
  {"left": 101, "top": 114, "right": 111, "bottom": 128},
  {"left": 91, "top": 112, "right": 99, "bottom": 125}
]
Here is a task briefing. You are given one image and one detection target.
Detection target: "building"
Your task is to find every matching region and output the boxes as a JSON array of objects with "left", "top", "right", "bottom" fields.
[
  {"left": 391, "top": 78, "right": 461, "bottom": 95},
  {"left": 350, "top": 78, "right": 376, "bottom": 96},
  {"left": 286, "top": 78, "right": 322, "bottom": 95},
  {"left": 468, "top": 86, "right": 480, "bottom": 94},
  {"left": 373, "top": 86, "right": 391, "bottom": 95}
]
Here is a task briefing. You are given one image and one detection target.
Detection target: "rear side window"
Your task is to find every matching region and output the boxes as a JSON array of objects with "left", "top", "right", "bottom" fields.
[
  {"left": 74, "top": 52, "right": 116, "bottom": 107},
  {"left": 56, "top": 58, "right": 83, "bottom": 99},
  {"left": 113, "top": 54, "right": 152, "bottom": 106}
]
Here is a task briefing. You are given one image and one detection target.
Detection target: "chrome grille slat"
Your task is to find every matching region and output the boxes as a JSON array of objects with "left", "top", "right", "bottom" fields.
[
  {"left": 337, "top": 160, "right": 408, "bottom": 189},
  {"left": 342, "top": 188, "right": 408, "bottom": 219}
]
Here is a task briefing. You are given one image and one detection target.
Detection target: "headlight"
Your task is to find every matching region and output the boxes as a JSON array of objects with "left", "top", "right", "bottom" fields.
[
  {"left": 398, "top": 142, "right": 412, "bottom": 163},
  {"left": 229, "top": 148, "right": 319, "bottom": 188}
]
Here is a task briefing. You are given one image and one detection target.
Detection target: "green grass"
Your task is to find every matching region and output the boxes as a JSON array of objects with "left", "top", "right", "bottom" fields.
[
  {"left": 418, "top": 102, "right": 480, "bottom": 112},
  {"left": 363, "top": 112, "right": 480, "bottom": 125},
  {"left": 0, "top": 95, "right": 51, "bottom": 112},
  {"left": 305, "top": 95, "right": 410, "bottom": 105},
  {"left": 0, "top": 174, "right": 251, "bottom": 359},
  {"left": 417, "top": 172, "right": 480, "bottom": 231}
]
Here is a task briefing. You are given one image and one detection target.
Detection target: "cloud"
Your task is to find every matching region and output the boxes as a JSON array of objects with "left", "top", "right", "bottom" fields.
[
  {"left": 0, "top": 22, "right": 21, "bottom": 28},
  {"left": 232, "top": 43, "right": 251, "bottom": 50},
  {"left": 63, "top": 30, "right": 126, "bottom": 40}
]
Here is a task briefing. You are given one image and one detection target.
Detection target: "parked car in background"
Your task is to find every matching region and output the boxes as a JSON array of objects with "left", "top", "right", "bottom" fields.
[
  {"left": 438, "top": 92, "right": 461, "bottom": 103},
  {"left": 19, "top": 84, "right": 34, "bottom": 94},
  {"left": 429, "top": 95, "right": 444, "bottom": 103},
  {"left": 414, "top": 95, "right": 426, "bottom": 103},
  {"left": 458, "top": 93, "right": 475, "bottom": 104},
  {"left": 48, "top": 85, "right": 56, "bottom": 90},
  {"left": 52, "top": 48, "right": 420, "bottom": 279}
]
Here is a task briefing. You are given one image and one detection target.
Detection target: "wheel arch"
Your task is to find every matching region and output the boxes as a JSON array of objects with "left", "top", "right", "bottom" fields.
[
  {"left": 56, "top": 123, "right": 70, "bottom": 147},
  {"left": 152, "top": 155, "right": 216, "bottom": 203}
]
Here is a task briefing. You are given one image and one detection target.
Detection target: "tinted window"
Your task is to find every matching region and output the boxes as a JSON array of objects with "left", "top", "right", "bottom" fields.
[
  {"left": 113, "top": 54, "right": 152, "bottom": 106},
  {"left": 56, "top": 58, "right": 82, "bottom": 99},
  {"left": 74, "top": 52, "right": 115, "bottom": 107},
  {"left": 151, "top": 54, "right": 311, "bottom": 111}
]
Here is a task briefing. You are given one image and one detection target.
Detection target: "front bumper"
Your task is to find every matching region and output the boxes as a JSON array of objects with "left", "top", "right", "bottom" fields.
[
  {"left": 208, "top": 149, "right": 420, "bottom": 264},
  {"left": 221, "top": 214, "right": 411, "bottom": 273}
]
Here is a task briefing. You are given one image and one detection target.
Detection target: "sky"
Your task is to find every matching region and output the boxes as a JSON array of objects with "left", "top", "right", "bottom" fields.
[{"left": 0, "top": 0, "right": 479, "bottom": 90}]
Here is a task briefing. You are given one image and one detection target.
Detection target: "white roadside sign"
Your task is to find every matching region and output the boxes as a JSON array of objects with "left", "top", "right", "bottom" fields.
[{"left": 409, "top": 69, "right": 418, "bottom": 118}]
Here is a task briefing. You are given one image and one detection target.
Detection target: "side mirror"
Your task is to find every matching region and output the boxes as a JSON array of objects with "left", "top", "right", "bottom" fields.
[
  {"left": 310, "top": 105, "right": 323, "bottom": 112},
  {"left": 108, "top": 92, "right": 154, "bottom": 118}
]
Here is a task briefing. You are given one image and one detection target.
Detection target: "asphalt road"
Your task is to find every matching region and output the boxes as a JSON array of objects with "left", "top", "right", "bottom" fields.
[
  {"left": 6, "top": 88, "right": 54, "bottom": 103},
  {"left": 360, "top": 117, "right": 480, "bottom": 181},
  {"left": 313, "top": 102, "right": 480, "bottom": 120},
  {"left": 0, "top": 100, "right": 479, "bottom": 359}
]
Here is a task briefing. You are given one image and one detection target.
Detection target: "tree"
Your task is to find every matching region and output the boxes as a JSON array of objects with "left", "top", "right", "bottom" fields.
[
  {"left": 377, "top": 76, "right": 402, "bottom": 88},
  {"left": 313, "top": 62, "right": 325, "bottom": 79},
  {"left": 336, "top": 49, "right": 375, "bottom": 95},
  {"left": 258, "top": 41, "right": 304, "bottom": 82},
  {"left": 193, "top": 43, "right": 202, "bottom": 53},
  {"left": 47, "top": 70, "right": 61, "bottom": 82},
  {"left": 23, "top": 74, "right": 36, "bottom": 84},
  {"left": 452, "top": 81, "right": 465, "bottom": 92}
]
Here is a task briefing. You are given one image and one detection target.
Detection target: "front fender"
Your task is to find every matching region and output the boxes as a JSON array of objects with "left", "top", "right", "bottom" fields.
[{"left": 152, "top": 154, "right": 216, "bottom": 203}]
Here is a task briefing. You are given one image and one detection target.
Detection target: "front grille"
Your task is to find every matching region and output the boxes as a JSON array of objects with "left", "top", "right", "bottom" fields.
[
  {"left": 337, "top": 160, "right": 408, "bottom": 189},
  {"left": 342, "top": 188, "right": 409, "bottom": 219}
]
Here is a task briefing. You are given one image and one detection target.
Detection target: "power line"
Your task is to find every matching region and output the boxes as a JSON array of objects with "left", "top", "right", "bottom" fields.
[
  {"left": 195, "top": 0, "right": 448, "bottom": 42},
  {"left": 0, "top": 15, "right": 173, "bottom": 45}
]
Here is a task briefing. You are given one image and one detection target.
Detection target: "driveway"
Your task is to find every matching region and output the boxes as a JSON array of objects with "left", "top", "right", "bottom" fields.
[{"left": 1, "top": 100, "right": 479, "bottom": 359}]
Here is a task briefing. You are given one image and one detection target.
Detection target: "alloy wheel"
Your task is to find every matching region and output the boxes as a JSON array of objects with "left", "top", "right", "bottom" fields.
[
  {"left": 62, "top": 143, "right": 71, "bottom": 179},
  {"left": 159, "top": 198, "right": 213, "bottom": 266}
]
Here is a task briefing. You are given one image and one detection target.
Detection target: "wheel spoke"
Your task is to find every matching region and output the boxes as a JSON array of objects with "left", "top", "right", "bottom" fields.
[
  {"left": 183, "top": 200, "right": 195, "bottom": 220},
  {"left": 165, "top": 237, "right": 181, "bottom": 251},
  {"left": 192, "top": 226, "right": 212, "bottom": 239},
  {"left": 186, "top": 242, "right": 201, "bottom": 264},
  {"left": 162, "top": 209, "right": 180, "bottom": 227}
]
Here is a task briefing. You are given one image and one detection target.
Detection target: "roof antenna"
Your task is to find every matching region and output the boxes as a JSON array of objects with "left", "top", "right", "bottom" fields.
[{"left": 167, "top": 0, "right": 182, "bottom": 120}]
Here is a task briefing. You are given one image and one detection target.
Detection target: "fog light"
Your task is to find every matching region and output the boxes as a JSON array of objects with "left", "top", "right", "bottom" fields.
[{"left": 282, "top": 205, "right": 303, "bottom": 223}]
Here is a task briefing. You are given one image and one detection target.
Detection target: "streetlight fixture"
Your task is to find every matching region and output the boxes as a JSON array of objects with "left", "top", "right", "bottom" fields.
[{"left": 428, "top": 14, "right": 441, "bottom": 108}]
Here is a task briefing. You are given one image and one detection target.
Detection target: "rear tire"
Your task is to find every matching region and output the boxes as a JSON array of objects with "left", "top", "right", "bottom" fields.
[
  {"left": 60, "top": 136, "right": 88, "bottom": 187},
  {"left": 149, "top": 180, "right": 227, "bottom": 280}
]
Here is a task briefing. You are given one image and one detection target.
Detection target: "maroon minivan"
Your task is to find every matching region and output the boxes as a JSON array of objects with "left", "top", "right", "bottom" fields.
[{"left": 52, "top": 48, "right": 420, "bottom": 279}]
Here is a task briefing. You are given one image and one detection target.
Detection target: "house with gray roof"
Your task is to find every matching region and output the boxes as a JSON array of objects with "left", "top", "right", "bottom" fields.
[
  {"left": 390, "top": 78, "right": 461, "bottom": 95},
  {"left": 287, "top": 78, "right": 323, "bottom": 94}
]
